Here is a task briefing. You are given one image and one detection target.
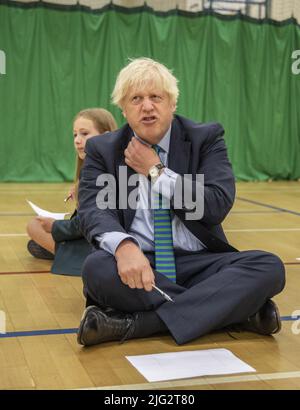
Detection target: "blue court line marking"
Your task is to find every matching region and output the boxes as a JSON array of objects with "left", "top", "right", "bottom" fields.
[
  {"left": 0, "top": 328, "right": 78, "bottom": 338},
  {"left": 237, "top": 197, "right": 300, "bottom": 217},
  {"left": 1, "top": 317, "right": 300, "bottom": 339}
]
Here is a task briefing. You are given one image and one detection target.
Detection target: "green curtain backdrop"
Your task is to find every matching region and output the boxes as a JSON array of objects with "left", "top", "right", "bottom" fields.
[{"left": 0, "top": 1, "right": 299, "bottom": 181}]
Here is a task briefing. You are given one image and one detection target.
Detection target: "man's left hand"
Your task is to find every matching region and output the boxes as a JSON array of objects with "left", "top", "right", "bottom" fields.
[
  {"left": 124, "top": 137, "right": 160, "bottom": 176},
  {"left": 36, "top": 216, "right": 55, "bottom": 233}
]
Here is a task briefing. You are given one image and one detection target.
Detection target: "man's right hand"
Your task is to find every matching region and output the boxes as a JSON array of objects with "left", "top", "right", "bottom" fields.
[{"left": 115, "top": 240, "right": 154, "bottom": 292}]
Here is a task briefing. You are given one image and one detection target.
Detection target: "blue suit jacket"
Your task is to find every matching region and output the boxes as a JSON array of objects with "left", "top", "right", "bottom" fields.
[{"left": 78, "top": 115, "right": 237, "bottom": 253}]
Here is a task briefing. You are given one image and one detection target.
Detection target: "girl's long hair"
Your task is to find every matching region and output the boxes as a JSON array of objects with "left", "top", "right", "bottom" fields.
[{"left": 73, "top": 108, "right": 118, "bottom": 203}]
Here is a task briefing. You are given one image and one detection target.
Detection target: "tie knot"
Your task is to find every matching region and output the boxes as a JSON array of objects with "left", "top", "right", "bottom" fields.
[{"left": 153, "top": 145, "right": 161, "bottom": 154}]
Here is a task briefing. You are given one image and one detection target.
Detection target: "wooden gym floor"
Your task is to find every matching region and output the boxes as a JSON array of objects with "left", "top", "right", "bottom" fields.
[{"left": 0, "top": 181, "right": 299, "bottom": 390}]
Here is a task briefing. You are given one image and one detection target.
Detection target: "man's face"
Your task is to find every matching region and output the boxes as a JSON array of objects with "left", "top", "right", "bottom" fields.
[{"left": 122, "top": 85, "right": 176, "bottom": 145}]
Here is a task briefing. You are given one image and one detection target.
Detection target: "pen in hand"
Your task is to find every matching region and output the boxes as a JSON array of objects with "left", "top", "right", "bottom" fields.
[
  {"left": 152, "top": 285, "right": 174, "bottom": 302},
  {"left": 64, "top": 194, "right": 73, "bottom": 203}
]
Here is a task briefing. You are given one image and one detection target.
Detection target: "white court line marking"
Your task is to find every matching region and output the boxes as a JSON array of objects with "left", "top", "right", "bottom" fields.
[
  {"left": 78, "top": 370, "right": 300, "bottom": 390},
  {"left": 0, "top": 234, "right": 27, "bottom": 237},
  {"left": 225, "top": 228, "right": 300, "bottom": 232},
  {"left": 0, "top": 189, "right": 68, "bottom": 192},
  {"left": 237, "top": 189, "right": 300, "bottom": 192},
  {"left": 0, "top": 213, "right": 34, "bottom": 216}
]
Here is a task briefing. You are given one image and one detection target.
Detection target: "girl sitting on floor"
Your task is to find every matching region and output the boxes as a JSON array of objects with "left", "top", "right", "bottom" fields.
[{"left": 26, "top": 108, "right": 118, "bottom": 276}]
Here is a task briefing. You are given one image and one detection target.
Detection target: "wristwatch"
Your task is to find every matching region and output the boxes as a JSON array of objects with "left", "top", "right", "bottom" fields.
[{"left": 148, "top": 163, "right": 165, "bottom": 182}]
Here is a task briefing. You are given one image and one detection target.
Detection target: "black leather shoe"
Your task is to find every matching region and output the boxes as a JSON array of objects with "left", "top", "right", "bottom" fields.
[
  {"left": 239, "top": 299, "right": 281, "bottom": 335},
  {"left": 27, "top": 240, "right": 54, "bottom": 260},
  {"left": 77, "top": 306, "right": 136, "bottom": 346}
]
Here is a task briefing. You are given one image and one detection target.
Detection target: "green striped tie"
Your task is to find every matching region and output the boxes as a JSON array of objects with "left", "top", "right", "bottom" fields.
[{"left": 153, "top": 145, "right": 176, "bottom": 282}]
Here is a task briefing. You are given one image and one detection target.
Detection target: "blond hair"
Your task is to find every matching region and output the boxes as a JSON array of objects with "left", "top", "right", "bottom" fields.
[
  {"left": 73, "top": 108, "right": 118, "bottom": 201},
  {"left": 111, "top": 57, "right": 179, "bottom": 108}
]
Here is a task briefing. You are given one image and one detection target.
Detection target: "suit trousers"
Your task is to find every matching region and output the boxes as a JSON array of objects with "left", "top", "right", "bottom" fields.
[{"left": 82, "top": 248, "right": 285, "bottom": 344}]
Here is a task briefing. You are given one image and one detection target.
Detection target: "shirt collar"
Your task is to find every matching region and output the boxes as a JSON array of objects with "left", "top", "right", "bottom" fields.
[{"left": 133, "top": 125, "right": 171, "bottom": 155}]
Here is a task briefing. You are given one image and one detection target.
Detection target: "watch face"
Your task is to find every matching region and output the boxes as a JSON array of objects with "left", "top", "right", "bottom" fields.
[{"left": 150, "top": 167, "right": 159, "bottom": 178}]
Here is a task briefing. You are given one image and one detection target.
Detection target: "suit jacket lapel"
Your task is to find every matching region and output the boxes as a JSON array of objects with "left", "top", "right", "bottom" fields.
[
  {"left": 115, "top": 126, "right": 137, "bottom": 231},
  {"left": 168, "top": 118, "right": 191, "bottom": 176}
]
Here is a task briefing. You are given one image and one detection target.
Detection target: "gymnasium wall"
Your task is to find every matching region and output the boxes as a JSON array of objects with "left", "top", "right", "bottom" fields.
[{"left": 0, "top": 1, "right": 299, "bottom": 181}]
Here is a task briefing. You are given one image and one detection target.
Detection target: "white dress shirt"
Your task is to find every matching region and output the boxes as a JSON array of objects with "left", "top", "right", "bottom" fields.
[{"left": 96, "top": 126, "right": 205, "bottom": 255}]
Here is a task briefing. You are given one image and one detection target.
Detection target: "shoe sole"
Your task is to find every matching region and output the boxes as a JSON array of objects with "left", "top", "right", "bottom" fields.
[
  {"left": 270, "top": 300, "right": 281, "bottom": 334},
  {"left": 77, "top": 305, "right": 99, "bottom": 346},
  {"left": 27, "top": 241, "right": 54, "bottom": 260}
]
